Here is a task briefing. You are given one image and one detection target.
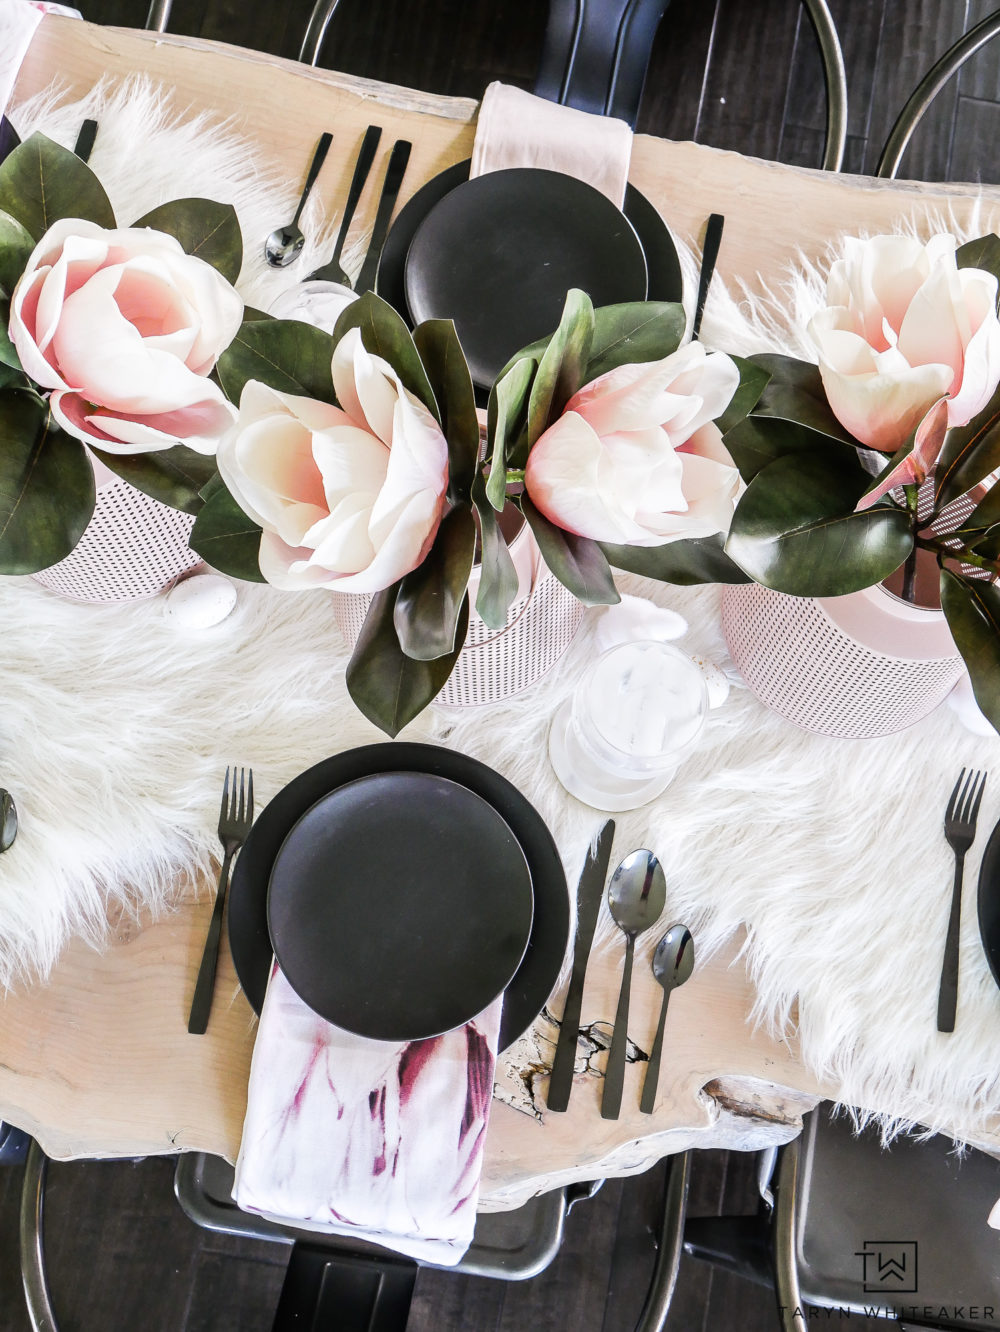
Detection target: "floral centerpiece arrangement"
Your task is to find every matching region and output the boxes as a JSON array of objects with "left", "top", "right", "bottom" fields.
[
  {"left": 4, "top": 131, "right": 1000, "bottom": 738},
  {"left": 721, "top": 231, "right": 1000, "bottom": 732}
]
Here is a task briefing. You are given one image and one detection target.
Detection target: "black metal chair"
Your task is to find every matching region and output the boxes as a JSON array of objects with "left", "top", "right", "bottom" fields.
[{"left": 683, "top": 1104, "right": 1000, "bottom": 1332}]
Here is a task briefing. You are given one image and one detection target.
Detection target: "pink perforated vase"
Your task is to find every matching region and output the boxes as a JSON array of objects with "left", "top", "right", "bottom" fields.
[
  {"left": 331, "top": 516, "right": 585, "bottom": 708},
  {"left": 32, "top": 453, "right": 201, "bottom": 603},
  {"left": 721, "top": 580, "right": 963, "bottom": 739}
]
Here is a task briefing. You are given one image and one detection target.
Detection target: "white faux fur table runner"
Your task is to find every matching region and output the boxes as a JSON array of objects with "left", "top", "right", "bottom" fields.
[{"left": 1, "top": 78, "right": 997, "bottom": 1149}]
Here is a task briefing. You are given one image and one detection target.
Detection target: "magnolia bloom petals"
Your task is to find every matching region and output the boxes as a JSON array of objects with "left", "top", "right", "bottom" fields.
[
  {"left": 896, "top": 263, "right": 968, "bottom": 388},
  {"left": 809, "top": 232, "right": 1000, "bottom": 451},
  {"left": 53, "top": 276, "right": 224, "bottom": 414},
  {"left": 525, "top": 412, "right": 665, "bottom": 544},
  {"left": 855, "top": 396, "right": 950, "bottom": 512},
  {"left": 258, "top": 530, "right": 340, "bottom": 591},
  {"left": 818, "top": 356, "right": 952, "bottom": 452},
  {"left": 344, "top": 489, "right": 446, "bottom": 594},
  {"left": 331, "top": 328, "right": 399, "bottom": 444},
  {"left": 948, "top": 295, "right": 1000, "bottom": 426},
  {"left": 566, "top": 342, "right": 738, "bottom": 441},
  {"left": 525, "top": 344, "right": 741, "bottom": 546},
  {"left": 222, "top": 353, "right": 449, "bottom": 594},
  {"left": 10, "top": 270, "right": 70, "bottom": 388},
  {"left": 367, "top": 394, "right": 449, "bottom": 545},
  {"left": 600, "top": 429, "right": 687, "bottom": 517},
  {"left": 9, "top": 218, "right": 242, "bottom": 455}
]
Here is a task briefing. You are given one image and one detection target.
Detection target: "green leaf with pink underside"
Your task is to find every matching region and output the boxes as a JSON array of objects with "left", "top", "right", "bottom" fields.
[
  {"left": 216, "top": 317, "right": 335, "bottom": 405},
  {"left": 132, "top": 198, "right": 243, "bottom": 285},
  {"left": 521, "top": 495, "right": 619, "bottom": 606},
  {"left": 940, "top": 568, "right": 1000, "bottom": 737},
  {"left": 0, "top": 133, "right": 115, "bottom": 240},
  {"left": 189, "top": 474, "right": 265, "bottom": 582},
  {"left": 393, "top": 505, "right": 476, "bottom": 661},
  {"left": 91, "top": 446, "right": 218, "bottom": 516},
  {"left": 347, "top": 584, "right": 470, "bottom": 737},
  {"left": 725, "top": 451, "right": 913, "bottom": 595},
  {"left": 0, "top": 389, "right": 95, "bottom": 573}
]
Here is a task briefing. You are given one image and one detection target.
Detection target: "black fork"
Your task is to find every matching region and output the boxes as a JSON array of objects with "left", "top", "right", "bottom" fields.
[
  {"left": 188, "top": 767, "right": 255, "bottom": 1035},
  {"left": 937, "top": 768, "right": 988, "bottom": 1033}
]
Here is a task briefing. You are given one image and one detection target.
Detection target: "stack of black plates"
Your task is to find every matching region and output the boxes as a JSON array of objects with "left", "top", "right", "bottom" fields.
[
  {"left": 375, "top": 161, "right": 682, "bottom": 390},
  {"left": 228, "top": 742, "right": 570, "bottom": 1051}
]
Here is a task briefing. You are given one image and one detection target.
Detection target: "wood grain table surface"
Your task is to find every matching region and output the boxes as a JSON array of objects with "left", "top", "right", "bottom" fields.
[{"left": 4, "top": 16, "right": 1000, "bottom": 1209}]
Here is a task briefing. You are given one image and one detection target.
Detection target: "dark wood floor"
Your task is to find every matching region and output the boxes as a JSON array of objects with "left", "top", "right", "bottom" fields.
[{"left": 3, "top": 1, "right": 998, "bottom": 1329}]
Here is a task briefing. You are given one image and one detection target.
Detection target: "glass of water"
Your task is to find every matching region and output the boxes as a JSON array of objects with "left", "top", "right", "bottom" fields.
[{"left": 548, "top": 640, "right": 709, "bottom": 810}]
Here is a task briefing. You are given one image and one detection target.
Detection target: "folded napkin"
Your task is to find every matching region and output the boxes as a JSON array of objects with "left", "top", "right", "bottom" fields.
[
  {"left": 234, "top": 965, "right": 502, "bottom": 1265},
  {"left": 470, "top": 81, "right": 632, "bottom": 207},
  {"left": 0, "top": 0, "right": 79, "bottom": 118}
]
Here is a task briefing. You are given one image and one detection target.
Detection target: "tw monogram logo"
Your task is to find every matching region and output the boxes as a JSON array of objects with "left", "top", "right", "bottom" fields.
[{"left": 855, "top": 1240, "right": 919, "bottom": 1294}]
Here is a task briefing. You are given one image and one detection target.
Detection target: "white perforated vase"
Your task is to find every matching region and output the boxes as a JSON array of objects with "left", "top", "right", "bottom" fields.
[
  {"left": 721, "top": 581, "right": 964, "bottom": 739},
  {"left": 331, "top": 519, "right": 585, "bottom": 707},
  {"left": 32, "top": 453, "right": 201, "bottom": 603}
]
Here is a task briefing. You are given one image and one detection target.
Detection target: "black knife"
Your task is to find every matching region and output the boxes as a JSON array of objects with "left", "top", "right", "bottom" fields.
[
  {"left": 354, "top": 138, "right": 411, "bottom": 295},
  {"left": 547, "top": 819, "right": 616, "bottom": 1112}
]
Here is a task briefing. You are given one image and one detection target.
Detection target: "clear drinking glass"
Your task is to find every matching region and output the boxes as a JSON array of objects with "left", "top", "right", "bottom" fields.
[{"left": 548, "top": 640, "right": 709, "bottom": 811}]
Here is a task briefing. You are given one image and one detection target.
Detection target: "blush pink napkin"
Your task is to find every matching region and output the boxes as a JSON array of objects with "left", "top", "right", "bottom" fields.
[
  {"left": 0, "top": 0, "right": 79, "bottom": 117},
  {"left": 470, "top": 81, "right": 633, "bottom": 208},
  {"left": 234, "top": 965, "right": 502, "bottom": 1265}
]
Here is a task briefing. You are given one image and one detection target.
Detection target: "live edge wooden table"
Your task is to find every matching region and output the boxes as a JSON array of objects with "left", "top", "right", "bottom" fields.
[{"left": 2, "top": 18, "right": 1000, "bottom": 1212}]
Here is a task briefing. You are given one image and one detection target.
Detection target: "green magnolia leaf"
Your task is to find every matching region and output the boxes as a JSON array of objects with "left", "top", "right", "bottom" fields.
[
  {"left": 471, "top": 473, "right": 520, "bottom": 629},
  {"left": 487, "top": 356, "right": 534, "bottom": 508},
  {"left": 0, "top": 390, "right": 95, "bottom": 573},
  {"left": 189, "top": 477, "right": 266, "bottom": 582},
  {"left": 749, "top": 353, "right": 857, "bottom": 445},
  {"left": 0, "top": 300, "right": 22, "bottom": 372},
  {"left": 956, "top": 480, "right": 1000, "bottom": 538},
  {"left": 0, "top": 361, "right": 27, "bottom": 391},
  {"left": 716, "top": 356, "right": 772, "bottom": 435},
  {"left": 0, "top": 132, "right": 115, "bottom": 240},
  {"left": 970, "top": 524, "right": 1000, "bottom": 562},
  {"left": 934, "top": 380, "right": 1000, "bottom": 507},
  {"left": 521, "top": 494, "right": 619, "bottom": 606},
  {"left": 412, "top": 319, "right": 479, "bottom": 503},
  {"left": 600, "top": 533, "right": 751, "bottom": 585},
  {"left": 957, "top": 234, "right": 1000, "bottom": 281},
  {"left": 333, "top": 292, "right": 437, "bottom": 417},
  {"left": 393, "top": 505, "right": 476, "bottom": 660},
  {"left": 526, "top": 288, "right": 595, "bottom": 446},
  {"left": 940, "top": 568, "right": 1000, "bottom": 735},
  {"left": 0, "top": 208, "right": 35, "bottom": 297},
  {"left": 725, "top": 451, "right": 914, "bottom": 596},
  {"left": 91, "top": 445, "right": 218, "bottom": 516},
  {"left": 584, "top": 301, "right": 686, "bottom": 381},
  {"left": 216, "top": 317, "right": 335, "bottom": 405},
  {"left": 132, "top": 198, "right": 243, "bottom": 284},
  {"left": 722, "top": 414, "right": 847, "bottom": 483},
  {"left": 347, "top": 584, "right": 470, "bottom": 737}
]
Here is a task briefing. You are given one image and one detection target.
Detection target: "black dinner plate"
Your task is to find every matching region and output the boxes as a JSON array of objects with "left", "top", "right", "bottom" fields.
[
  {"left": 978, "top": 812, "right": 1000, "bottom": 991},
  {"left": 267, "top": 771, "right": 534, "bottom": 1041},
  {"left": 376, "top": 159, "right": 682, "bottom": 332},
  {"left": 228, "top": 743, "right": 570, "bottom": 1052},
  {"left": 404, "top": 168, "right": 648, "bottom": 388}
]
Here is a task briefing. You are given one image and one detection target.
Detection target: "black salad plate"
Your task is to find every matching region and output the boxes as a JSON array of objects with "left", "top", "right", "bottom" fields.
[
  {"left": 228, "top": 743, "right": 570, "bottom": 1052},
  {"left": 376, "top": 158, "right": 683, "bottom": 333},
  {"left": 266, "top": 771, "right": 534, "bottom": 1042},
  {"left": 404, "top": 168, "right": 647, "bottom": 388},
  {"left": 977, "top": 812, "right": 1000, "bottom": 992}
]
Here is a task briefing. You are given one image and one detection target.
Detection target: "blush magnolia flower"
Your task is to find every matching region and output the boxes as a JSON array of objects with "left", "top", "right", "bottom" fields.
[
  {"left": 216, "top": 326, "right": 449, "bottom": 592},
  {"left": 523, "top": 341, "right": 741, "bottom": 546},
  {"left": 807, "top": 233, "right": 1000, "bottom": 453},
  {"left": 9, "top": 218, "right": 243, "bottom": 454}
]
